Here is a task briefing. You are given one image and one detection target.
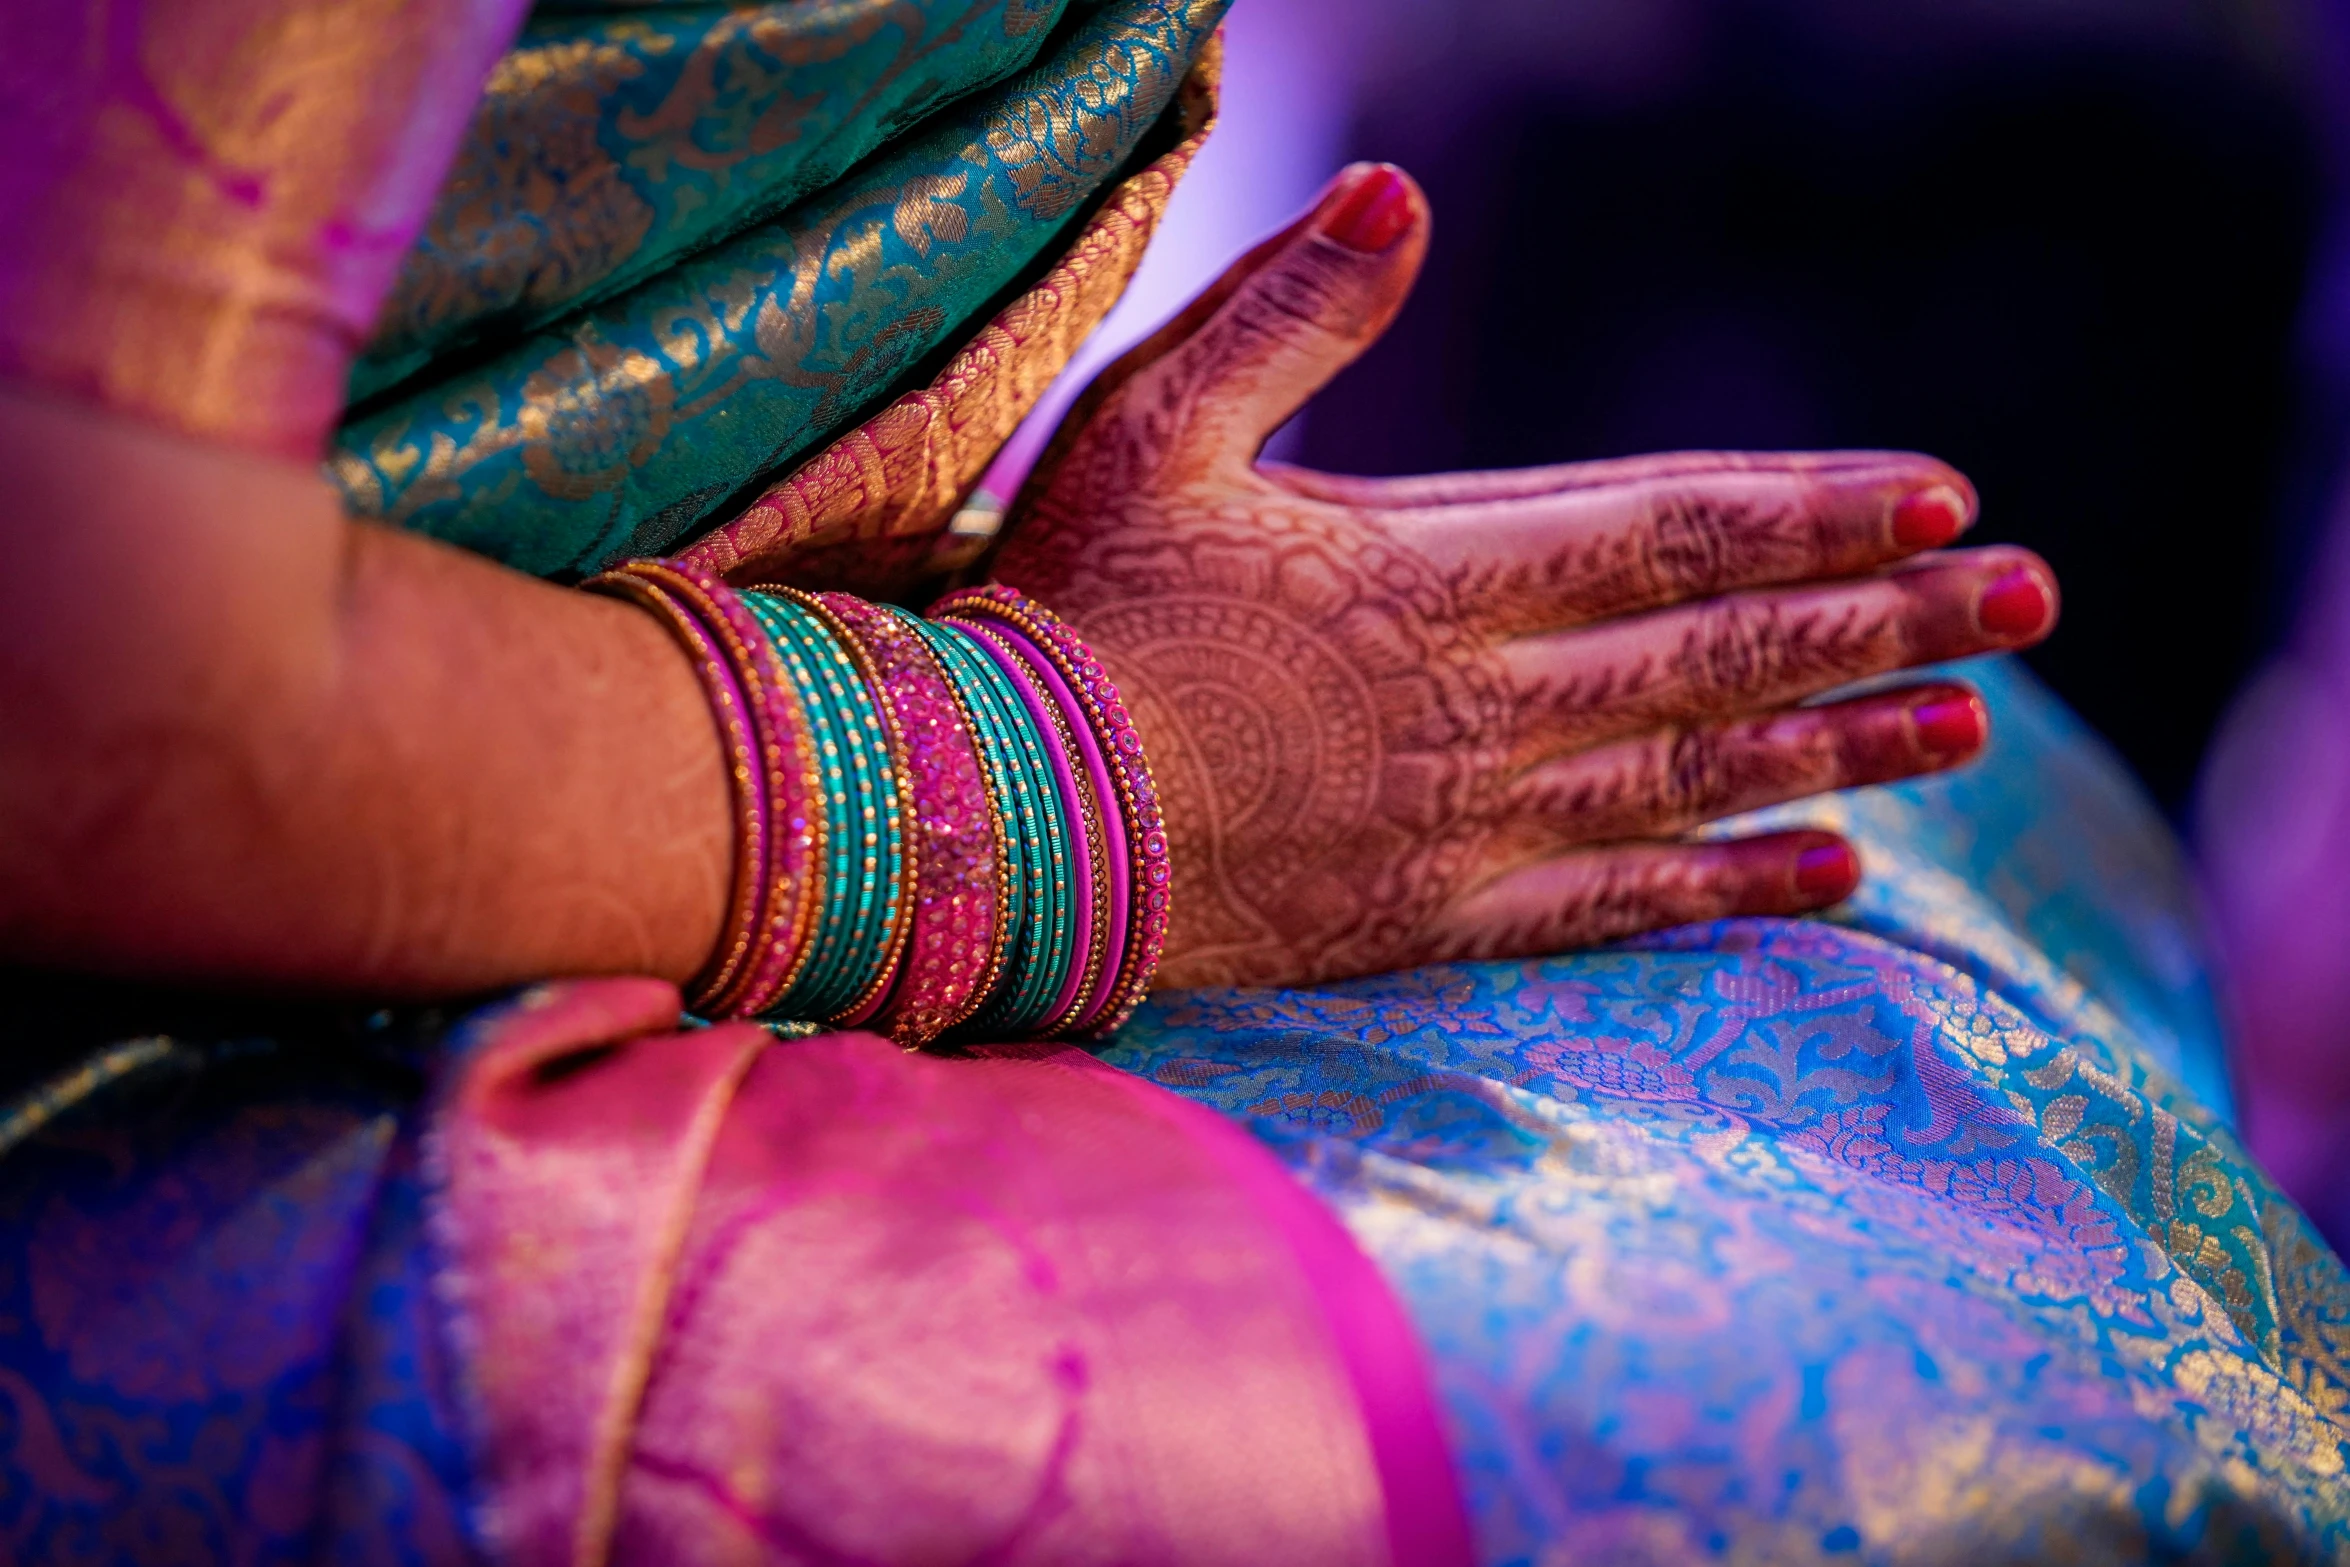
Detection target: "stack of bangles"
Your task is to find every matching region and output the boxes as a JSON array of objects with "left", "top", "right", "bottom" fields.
[{"left": 584, "top": 562, "right": 1171, "bottom": 1048}]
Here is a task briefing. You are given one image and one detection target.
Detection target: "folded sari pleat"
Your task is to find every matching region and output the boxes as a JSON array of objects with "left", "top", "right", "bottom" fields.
[
  {"left": 429, "top": 979, "right": 768, "bottom": 1567},
  {"left": 330, "top": 0, "right": 1227, "bottom": 579},
  {"left": 428, "top": 981, "right": 1468, "bottom": 1564},
  {"left": 351, "top": 0, "right": 1089, "bottom": 403},
  {"left": 678, "top": 33, "right": 1219, "bottom": 596},
  {"left": 0, "top": 0, "right": 532, "bottom": 458}
]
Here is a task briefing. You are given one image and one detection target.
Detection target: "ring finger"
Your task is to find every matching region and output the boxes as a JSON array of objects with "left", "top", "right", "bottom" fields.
[
  {"left": 1424, "top": 829, "right": 1863, "bottom": 965},
  {"left": 1492, "top": 682, "right": 1986, "bottom": 855}
]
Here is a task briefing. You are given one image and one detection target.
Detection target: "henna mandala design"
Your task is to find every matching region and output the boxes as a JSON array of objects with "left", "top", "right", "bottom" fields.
[{"left": 1019, "top": 503, "right": 1507, "bottom": 986}]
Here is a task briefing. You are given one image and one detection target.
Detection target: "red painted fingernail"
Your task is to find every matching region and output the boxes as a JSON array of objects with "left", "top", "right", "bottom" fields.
[
  {"left": 1912, "top": 693, "right": 1987, "bottom": 757},
  {"left": 1795, "top": 843, "right": 1860, "bottom": 902},
  {"left": 1892, "top": 485, "right": 1968, "bottom": 550},
  {"left": 1977, "top": 567, "right": 2052, "bottom": 639},
  {"left": 1323, "top": 165, "right": 1413, "bottom": 253}
]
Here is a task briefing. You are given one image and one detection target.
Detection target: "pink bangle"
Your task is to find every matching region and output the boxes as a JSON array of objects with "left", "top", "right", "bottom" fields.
[
  {"left": 640, "top": 563, "right": 824, "bottom": 1020},
  {"left": 815, "top": 594, "right": 1002, "bottom": 1046},
  {"left": 582, "top": 569, "right": 772, "bottom": 1014},
  {"left": 995, "top": 619, "right": 1132, "bottom": 1034}
]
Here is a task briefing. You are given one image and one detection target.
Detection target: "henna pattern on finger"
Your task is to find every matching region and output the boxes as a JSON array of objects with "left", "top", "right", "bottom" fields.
[
  {"left": 1504, "top": 590, "right": 1907, "bottom": 759},
  {"left": 1427, "top": 846, "right": 1776, "bottom": 964},
  {"left": 976, "top": 184, "right": 2011, "bottom": 983},
  {"left": 1501, "top": 722, "right": 1842, "bottom": 853},
  {"left": 1498, "top": 688, "right": 1954, "bottom": 855},
  {"left": 1439, "top": 491, "right": 1827, "bottom": 636}
]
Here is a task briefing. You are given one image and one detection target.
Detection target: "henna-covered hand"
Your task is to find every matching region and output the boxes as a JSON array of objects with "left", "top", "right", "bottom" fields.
[{"left": 992, "top": 164, "right": 2058, "bottom": 990}]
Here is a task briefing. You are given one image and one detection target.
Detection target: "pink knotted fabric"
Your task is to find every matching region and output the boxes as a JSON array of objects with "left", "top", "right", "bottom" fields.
[{"left": 432, "top": 978, "right": 1470, "bottom": 1566}]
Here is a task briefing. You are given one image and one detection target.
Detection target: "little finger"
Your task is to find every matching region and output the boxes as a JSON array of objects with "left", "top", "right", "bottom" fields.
[{"left": 1424, "top": 831, "right": 1862, "bottom": 963}]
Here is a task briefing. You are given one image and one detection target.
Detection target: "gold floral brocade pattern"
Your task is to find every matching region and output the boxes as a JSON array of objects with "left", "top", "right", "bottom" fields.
[
  {"left": 358, "top": 0, "right": 1083, "bottom": 393},
  {"left": 681, "top": 35, "right": 1221, "bottom": 595},
  {"left": 328, "top": 0, "right": 1227, "bottom": 578},
  {"left": 1111, "top": 921, "right": 2350, "bottom": 1562}
]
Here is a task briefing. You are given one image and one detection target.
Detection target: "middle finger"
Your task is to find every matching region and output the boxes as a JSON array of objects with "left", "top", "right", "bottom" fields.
[
  {"left": 1496, "top": 546, "right": 2056, "bottom": 763},
  {"left": 1377, "top": 450, "right": 1978, "bottom": 636}
]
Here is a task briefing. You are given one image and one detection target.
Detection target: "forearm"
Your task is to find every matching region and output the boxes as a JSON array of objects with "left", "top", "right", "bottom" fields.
[{"left": 0, "top": 385, "right": 729, "bottom": 995}]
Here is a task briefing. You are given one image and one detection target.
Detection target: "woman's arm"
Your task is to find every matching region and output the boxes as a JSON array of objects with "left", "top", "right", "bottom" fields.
[
  {"left": 0, "top": 385, "right": 731, "bottom": 994},
  {"left": 0, "top": 0, "right": 697, "bottom": 994},
  {"left": 0, "top": 164, "right": 2057, "bottom": 1006}
]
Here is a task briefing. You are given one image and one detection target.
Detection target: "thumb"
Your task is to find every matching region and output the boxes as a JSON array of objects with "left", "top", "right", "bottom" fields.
[{"left": 1044, "top": 163, "right": 1429, "bottom": 483}]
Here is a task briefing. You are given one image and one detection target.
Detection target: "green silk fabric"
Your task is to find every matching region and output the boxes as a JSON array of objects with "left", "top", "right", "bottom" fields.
[
  {"left": 351, "top": 0, "right": 1084, "bottom": 404},
  {"left": 332, "top": 0, "right": 1224, "bottom": 578}
]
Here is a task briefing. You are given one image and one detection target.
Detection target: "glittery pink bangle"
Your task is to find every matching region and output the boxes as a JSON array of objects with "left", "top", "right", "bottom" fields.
[
  {"left": 583, "top": 568, "right": 771, "bottom": 1014},
  {"left": 958, "top": 619, "right": 1107, "bottom": 1036},
  {"left": 634, "top": 562, "right": 824, "bottom": 1020},
  {"left": 933, "top": 585, "right": 1171, "bottom": 1036},
  {"left": 814, "top": 594, "right": 1001, "bottom": 1046}
]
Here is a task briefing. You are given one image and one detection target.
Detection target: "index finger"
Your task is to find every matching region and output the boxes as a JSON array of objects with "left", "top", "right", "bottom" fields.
[{"left": 1333, "top": 451, "right": 1979, "bottom": 636}]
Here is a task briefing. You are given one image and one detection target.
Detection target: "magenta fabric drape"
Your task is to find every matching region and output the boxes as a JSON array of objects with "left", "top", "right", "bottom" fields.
[{"left": 432, "top": 978, "right": 1471, "bottom": 1565}]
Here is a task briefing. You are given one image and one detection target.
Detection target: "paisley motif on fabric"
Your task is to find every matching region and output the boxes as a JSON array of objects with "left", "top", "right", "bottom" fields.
[
  {"left": 986, "top": 0, "right": 1183, "bottom": 220},
  {"left": 1108, "top": 927, "right": 2350, "bottom": 1563},
  {"left": 353, "top": 0, "right": 1093, "bottom": 402},
  {"left": 330, "top": 0, "right": 1229, "bottom": 580},
  {"left": 680, "top": 34, "right": 1221, "bottom": 598},
  {"left": 1102, "top": 663, "right": 2350, "bottom": 1565}
]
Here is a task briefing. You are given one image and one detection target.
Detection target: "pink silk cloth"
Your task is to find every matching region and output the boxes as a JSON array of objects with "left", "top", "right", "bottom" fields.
[
  {"left": 432, "top": 978, "right": 1471, "bottom": 1566},
  {"left": 0, "top": 0, "right": 527, "bottom": 457}
]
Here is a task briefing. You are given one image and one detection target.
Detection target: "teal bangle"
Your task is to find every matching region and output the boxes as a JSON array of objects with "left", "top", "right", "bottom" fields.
[
  {"left": 740, "top": 592, "right": 850, "bottom": 1016},
  {"left": 744, "top": 592, "right": 875, "bottom": 1018},
  {"left": 764, "top": 591, "right": 908, "bottom": 1020},
  {"left": 775, "top": 588, "right": 911, "bottom": 1025},
  {"left": 931, "top": 620, "right": 1073, "bottom": 1032},
  {"left": 772, "top": 593, "right": 898, "bottom": 1018}
]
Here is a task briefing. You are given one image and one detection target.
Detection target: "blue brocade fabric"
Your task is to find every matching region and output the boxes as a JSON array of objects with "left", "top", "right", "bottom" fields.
[
  {"left": 0, "top": 1033, "right": 427, "bottom": 1561},
  {"left": 2, "top": 665, "right": 2347, "bottom": 1563},
  {"left": 1098, "top": 660, "right": 2350, "bottom": 1564}
]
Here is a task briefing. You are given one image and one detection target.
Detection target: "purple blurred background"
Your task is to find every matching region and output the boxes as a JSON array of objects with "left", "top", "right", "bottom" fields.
[{"left": 998, "top": 0, "right": 2350, "bottom": 1238}]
